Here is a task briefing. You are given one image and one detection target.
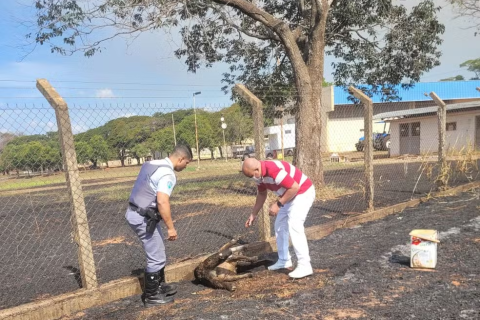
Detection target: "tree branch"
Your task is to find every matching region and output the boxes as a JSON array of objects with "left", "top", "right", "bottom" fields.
[
  {"left": 298, "top": 0, "right": 306, "bottom": 15},
  {"left": 217, "top": 10, "right": 280, "bottom": 41},
  {"left": 211, "top": 0, "right": 310, "bottom": 83}
]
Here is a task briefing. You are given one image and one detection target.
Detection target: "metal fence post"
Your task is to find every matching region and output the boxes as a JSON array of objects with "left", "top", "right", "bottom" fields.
[
  {"left": 233, "top": 84, "right": 271, "bottom": 241},
  {"left": 36, "top": 79, "right": 98, "bottom": 289},
  {"left": 349, "top": 86, "right": 374, "bottom": 212},
  {"left": 429, "top": 91, "right": 448, "bottom": 190}
]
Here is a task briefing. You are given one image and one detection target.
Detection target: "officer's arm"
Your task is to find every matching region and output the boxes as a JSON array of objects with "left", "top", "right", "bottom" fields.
[{"left": 157, "top": 192, "right": 175, "bottom": 231}]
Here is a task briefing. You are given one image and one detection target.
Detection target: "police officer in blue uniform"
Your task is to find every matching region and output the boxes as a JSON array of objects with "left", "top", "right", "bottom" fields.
[{"left": 126, "top": 144, "right": 192, "bottom": 307}]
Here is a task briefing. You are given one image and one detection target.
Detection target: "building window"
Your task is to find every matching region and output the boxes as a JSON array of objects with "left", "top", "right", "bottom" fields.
[
  {"left": 127, "top": 158, "right": 132, "bottom": 165},
  {"left": 285, "top": 130, "right": 292, "bottom": 134},
  {"left": 400, "top": 123, "right": 409, "bottom": 137},
  {"left": 446, "top": 122, "right": 457, "bottom": 131},
  {"left": 411, "top": 122, "right": 421, "bottom": 137}
]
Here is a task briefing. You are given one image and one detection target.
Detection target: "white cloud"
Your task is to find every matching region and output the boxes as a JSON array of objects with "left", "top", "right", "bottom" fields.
[
  {"left": 28, "top": 120, "right": 38, "bottom": 129},
  {"left": 71, "top": 124, "right": 89, "bottom": 134},
  {"left": 119, "top": 112, "right": 136, "bottom": 118},
  {"left": 96, "top": 88, "right": 116, "bottom": 98},
  {"left": 45, "top": 121, "right": 57, "bottom": 131}
]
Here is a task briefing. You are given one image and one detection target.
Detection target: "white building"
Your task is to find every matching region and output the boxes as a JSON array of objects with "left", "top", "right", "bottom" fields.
[
  {"left": 374, "top": 101, "right": 480, "bottom": 157},
  {"left": 273, "top": 81, "right": 480, "bottom": 153}
]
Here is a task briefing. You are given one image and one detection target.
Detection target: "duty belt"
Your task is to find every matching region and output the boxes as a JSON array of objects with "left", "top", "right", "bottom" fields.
[
  {"left": 129, "top": 203, "right": 161, "bottom": 234},
  {"left": 128, "top": 202, "right": 157, "bottom": 217}
]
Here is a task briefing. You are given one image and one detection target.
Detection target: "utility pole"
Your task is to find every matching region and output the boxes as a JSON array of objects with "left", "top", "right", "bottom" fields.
[
  {"left": 193, "top": 92, "right": 201, "bottom": 168},
  {"left": 279, "top": 107, "right": 284, "bottom": 159},
  {"left": 172, "top": 114, "right": 177, "bottom": 145},
  {"left": 221, "top": 116, "right": 227, "bottom": 162}
]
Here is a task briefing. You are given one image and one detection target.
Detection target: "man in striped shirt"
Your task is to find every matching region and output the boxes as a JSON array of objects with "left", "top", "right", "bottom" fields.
[{"left": 242, "top": 158, "right": 316, "bottom": 278}]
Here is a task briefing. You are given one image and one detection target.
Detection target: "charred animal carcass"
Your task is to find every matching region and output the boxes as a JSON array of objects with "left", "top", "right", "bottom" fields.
[{"left": 194, "top": 239, "right": 271, "bottom": 291}]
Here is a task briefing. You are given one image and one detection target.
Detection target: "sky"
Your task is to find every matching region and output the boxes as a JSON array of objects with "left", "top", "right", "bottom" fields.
[{"left": 0, "top": 0, "right": 479, "bottom": 135}]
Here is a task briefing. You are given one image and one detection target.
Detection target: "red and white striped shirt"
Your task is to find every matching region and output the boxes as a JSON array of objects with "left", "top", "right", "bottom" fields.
[{"left": 256, "top": 160, "right": 313, "bottom": 196}]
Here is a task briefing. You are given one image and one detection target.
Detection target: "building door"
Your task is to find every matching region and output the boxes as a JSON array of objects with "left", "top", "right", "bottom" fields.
[
  {"left": 476, "top": 116, "right": 480, "bottom": 150},
  {"left": 399, "top": 122, "right": 421, "bottom": 155}
]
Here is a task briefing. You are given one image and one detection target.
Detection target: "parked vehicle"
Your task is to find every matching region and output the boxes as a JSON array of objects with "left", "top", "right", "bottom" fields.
[
  {"left": 355, "top": 122, "right": 390, "bottom": 152},
  {"left": 264, "top": 124, "right": 296, "bottom": 159},
  {"left": 232, "top": 145, "right": 248, "bottom": 159},
  {"left": 241, "top": 145, "right": 274, "bottom": 161}
]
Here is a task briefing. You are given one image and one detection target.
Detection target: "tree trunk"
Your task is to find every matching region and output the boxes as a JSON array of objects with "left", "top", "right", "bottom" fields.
[
  {"left": 120, "top": 149, "right": 125, "bottom": 167},
  {"left": 136, "top": 156, "right": 141, "bottom": 165},
  {"left": 294, "top": 90, "right": 324, "bottom": 187},
  {"left": 290, "top": 3, "right": 329, "bottom": 189},
  {"left": 219, "top": 146, "right": 224, "bottom": 159}
]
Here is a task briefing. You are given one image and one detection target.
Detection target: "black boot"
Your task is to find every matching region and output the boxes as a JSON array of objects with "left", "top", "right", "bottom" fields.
[
  {"left": 143, "top": 270, "right": 174, "bottom": 307},
  {"left": 159, "top": 267, "right": 177, "bottom": 296}
]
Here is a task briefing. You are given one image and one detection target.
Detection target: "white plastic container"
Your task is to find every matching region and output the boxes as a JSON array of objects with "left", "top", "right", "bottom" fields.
[{"left": 409, "top": 230, "right": 439, "bottom": 269}]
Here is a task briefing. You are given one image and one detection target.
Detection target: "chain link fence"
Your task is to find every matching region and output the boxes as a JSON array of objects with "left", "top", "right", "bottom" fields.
[{"left": 1, "top": 80, "right": 480, "bottom": 311}]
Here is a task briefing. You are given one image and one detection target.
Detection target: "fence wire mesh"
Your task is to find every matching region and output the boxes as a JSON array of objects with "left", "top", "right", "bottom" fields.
[{"left": 1, "top": 83, "right": 480, "bottom": 311}]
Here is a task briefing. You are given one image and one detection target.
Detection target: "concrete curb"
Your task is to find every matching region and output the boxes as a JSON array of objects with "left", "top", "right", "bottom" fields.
[{"left": 1, "top": 180, "right": 478, "bottom": 320}]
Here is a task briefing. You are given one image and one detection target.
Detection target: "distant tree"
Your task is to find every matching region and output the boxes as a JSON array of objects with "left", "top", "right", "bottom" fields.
[
  {"left": 440, "top": 75, "right": 465, "bottom": 81},
  {"left": 21, "top": 141, "right": 46, "bottom": 174},
  {"left": 75, "top": 141, "right": 92, "bottom": 169},
  {"left": 152, "top": 109, "right": 194, "bottom": 129},
  {"left": 130, "top": 143, "right": 150, "bottom": 165},
  {"left": 147, "top": 127, "right": 176, "bottom": 157},
  {"left": 177, "top": 114, "right": 214, "bottom": 159},
  {"left": 0, "top": 144, "right": 21, "bottom": 175},
  {"left": 103, "top": 116, "right": 153, "bottom": 166},
  {"left": 89, "top": 135, "right": 110, "bottom": 168},
  {"left": 43, "top": 141, "right": 62, "bottom": 171},
  {"left": 0, "top": 132, "right": 17, "bottom": 152},
  {"left": 107, "top": 120, "right": 132, "bottom": 167},
  {"left": 460, "top": 58, "right": 480, "bottom": 79}
]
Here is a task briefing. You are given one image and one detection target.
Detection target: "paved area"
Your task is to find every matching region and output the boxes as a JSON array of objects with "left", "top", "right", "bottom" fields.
[{"left": 64, "top": 189, "right": 480, "bottom": 320}]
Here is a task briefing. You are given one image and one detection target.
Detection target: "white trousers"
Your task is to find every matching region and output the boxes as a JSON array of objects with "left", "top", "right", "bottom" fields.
[{"left": 275, "top": 186, "right": 315, "bottom": 267}]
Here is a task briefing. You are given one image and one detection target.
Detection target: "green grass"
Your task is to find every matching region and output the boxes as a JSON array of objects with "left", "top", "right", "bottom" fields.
[
  {"left": 0, "top": 156, "right": 362, "bottom": 193},
  {"left": 0, "top": 159, "right": 242, "bottom": 192},
  {"left": 91, "top": 176, "right": 251, "bottom": 202}
]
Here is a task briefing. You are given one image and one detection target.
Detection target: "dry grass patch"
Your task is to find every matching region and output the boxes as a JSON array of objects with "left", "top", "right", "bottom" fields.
[
  {"left": 92, "top": 236, "right": 134, "bottom": 247},
  {"left": 317, "top": 184, "right": 359, "bottom": 201},
  {"left": 173, "top": 209, "right": 210, "bottom": 222},
  {"left": 323, "top": 309, "right": 367, "bottom": 320},
  {"left": 230, "top": 269, "right": 329, "bottom": 300},
  {"left": 172, "top": 192, "right": 252, "bottom": 208},
  {"left": 450, "top": 274, "right": 469, "bottom": 288},
  {"left": 133, "top": 298, "right": 196, "bottom": 320}
]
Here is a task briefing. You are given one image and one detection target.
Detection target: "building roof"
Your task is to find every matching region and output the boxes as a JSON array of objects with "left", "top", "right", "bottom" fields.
[
  {"left": 373, "top": 101, "right": 480, "bottom": 120},
  {"left": 333, "top": 80, "right": 480, "bottom": 105}
]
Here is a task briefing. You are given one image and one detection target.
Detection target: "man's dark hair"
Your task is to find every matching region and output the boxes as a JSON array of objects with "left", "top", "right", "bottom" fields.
[{"left": 172, "top": 144, "right": 193, "bottom": 160}]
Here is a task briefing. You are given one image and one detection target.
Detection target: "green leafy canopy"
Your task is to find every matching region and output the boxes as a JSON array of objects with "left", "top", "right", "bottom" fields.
[{"left": 30, "top": 0, "right": 444, "bottom": 103}]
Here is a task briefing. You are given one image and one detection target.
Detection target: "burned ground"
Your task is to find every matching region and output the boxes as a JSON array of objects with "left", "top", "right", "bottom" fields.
[
  {"left": 64, "top": 189, "right": 480, "bottom": 320},
  {"left": 0, "top": 159, "right": 478, "bottom": 310}
]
